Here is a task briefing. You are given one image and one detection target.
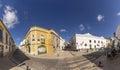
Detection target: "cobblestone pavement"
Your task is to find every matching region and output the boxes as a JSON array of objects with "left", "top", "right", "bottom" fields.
[
  {"left": 94, "top": 54, "right": 120, "bottom": 70},
  {"left": 65, "top": 51, "right": 102, "bottom": 70},
  {"left": 2, "top": 50, "right": 120, "bottom": 70},
  {"left": 11, "top": 51, "right": 102, "bottom": 70},
  {"left": 0, "top": 57, "right": 16, "bottom": 70},
  {"left": 24, "top": 57, "right": 69, "bottom": 70},
  {"left": 4, "top": 50, "right": 108, "bottom": 70}
]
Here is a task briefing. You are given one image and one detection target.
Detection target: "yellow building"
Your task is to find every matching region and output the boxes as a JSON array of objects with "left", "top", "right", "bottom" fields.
[
  {"left": 0, "top": 19, "right": 16, "bottom": 57},
  {"left": 25, "top": 26, "right": 60, "bottom": 55},
  {"left": 106, "top": 38, "right": 112, "bottom": 47}
]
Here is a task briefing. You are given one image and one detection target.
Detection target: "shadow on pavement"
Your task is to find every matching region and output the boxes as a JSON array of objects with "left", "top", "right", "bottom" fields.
[
  {"left": 0, "top": 57, "right": 16, "bottom": 70},
  {"left": 0, "top": 49, "right": 29, "bottom": 70},
  {"left": 82, "top": 50, "right": 105, "bottom": 69},
  {"left": 65, "top": 49, "right": 106, "bottom": 70},
  {"left": 10, "top": 49, "right": 30, "bottom": 64}
]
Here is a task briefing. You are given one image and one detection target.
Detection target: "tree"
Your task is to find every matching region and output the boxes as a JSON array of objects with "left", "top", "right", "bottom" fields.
[{"left": 25, "top": 40, "right": 31, "bottom": 53}]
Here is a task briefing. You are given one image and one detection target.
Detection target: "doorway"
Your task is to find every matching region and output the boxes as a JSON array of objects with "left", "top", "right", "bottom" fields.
[{"left": 0, "top": 45, "right": 3, "bottom": 57}]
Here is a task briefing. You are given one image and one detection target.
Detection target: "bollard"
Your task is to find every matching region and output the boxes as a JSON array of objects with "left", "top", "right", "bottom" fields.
[
  {"left": 26, "top": 66, "right": 31, "bottom": 70},
  {"left": 27, "top": 66, "right": 29, "bottom": 70}
]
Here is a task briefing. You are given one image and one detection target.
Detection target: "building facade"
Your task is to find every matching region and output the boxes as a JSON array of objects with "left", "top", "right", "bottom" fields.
[
  {"left": 60, "top": 37, "right": 65, "bottom": 50},
  {"left": 24, "top": 26, "right": 60, "bottom": 55},
  {"left": 106, "top": 38, "right": 112, "bottom": 48},
  {"left": 19, "top": 39, "right": 26, "bottom": 52},
  {"left": 0, "top": 20, "right": 16, "bottom": 57},
  {"left": 114, "top": 24, "right": 120, "bottom": 50},
  {"left": 70, "top": 33, "right": 107, "bottom": 50}
]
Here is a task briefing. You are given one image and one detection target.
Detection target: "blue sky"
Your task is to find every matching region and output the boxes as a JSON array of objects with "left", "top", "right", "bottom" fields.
[{"left": 0, "top": 0, "right": 120, "bottom": 46}]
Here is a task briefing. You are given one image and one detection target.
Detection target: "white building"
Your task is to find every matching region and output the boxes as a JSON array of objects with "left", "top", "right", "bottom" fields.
[
  {"left": 114, "top": 24, "right": 120, "bottom": 50},
  {"left": 70, "top": 33, "right": 107, "bottom": 50},
  {"left": 19, "top": 39, "right": 26, "bottom": 52},
  {"left": 60, "top": 37, "right": 65, "bottom": 50}
]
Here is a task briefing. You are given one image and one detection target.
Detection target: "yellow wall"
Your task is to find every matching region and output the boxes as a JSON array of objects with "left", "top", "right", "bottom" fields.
[
  {"left": 106, "top": 39, "right": 111, "bottom": 47},
  {"left": 25, "top": 26, "right": 60, "bottom": 55},
  {"left": 0, "top": 20, "right": 15, "bottom": 56}
]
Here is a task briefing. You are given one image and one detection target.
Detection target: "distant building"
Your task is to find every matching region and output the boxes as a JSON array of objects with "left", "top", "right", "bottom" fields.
[
  {"left": 24, "top": 26, "right": 60, "bottom": 55},
  {"left": 106, "top": 38, "right": 112, "bottom": 48},
  {"left": 0, "top": 19, "right": 16, "bottom": 57},
  {"left": 19, "top": 39, "right": 26, "bottom": 52},
  {"left": 70, "top": 33, "right": 107, "bottom": 50},
  {"left": 114, "top": 24, "right": 120, "bottom": 50},
  {"left": 60, "top": 37, "right": 65, "bottom": 50}
]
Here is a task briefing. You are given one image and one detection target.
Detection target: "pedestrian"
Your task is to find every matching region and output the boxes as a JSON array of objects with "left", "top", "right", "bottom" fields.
[{"left": 98, "top": 61, "right": 103, "bottom": 67}]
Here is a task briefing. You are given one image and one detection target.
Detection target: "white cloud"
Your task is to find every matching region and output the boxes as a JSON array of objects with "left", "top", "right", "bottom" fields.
[
  {"left": 79, "top": 24, "right": 85, "bottom": 31},
  {"left": 97, "top": 14, "right": 104, "bottom": 21},
  {"left": 2, "top": 5, "right": 18, "bottom": 29},
  {"left": 60, "top": 29, "right": 67, "bottom": 32},
  {"left": 117, "top": 12, "right": 120, "bottom": 16}
]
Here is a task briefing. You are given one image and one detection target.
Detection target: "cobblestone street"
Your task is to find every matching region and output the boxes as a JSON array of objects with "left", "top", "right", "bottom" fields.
[
  {"left": 0, "top": 57, "right": 16, "bottom": 70},
  {"left": 2, "top": 50, "right": 120, "bottom": 70},
  {"left": 10, "top": 50, "right": 102, "bottom": 70}
]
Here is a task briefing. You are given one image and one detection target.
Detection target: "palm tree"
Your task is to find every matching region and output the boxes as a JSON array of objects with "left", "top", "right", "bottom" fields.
[{"left": 25, "top": 40, "right": 31, "bottom": 53}]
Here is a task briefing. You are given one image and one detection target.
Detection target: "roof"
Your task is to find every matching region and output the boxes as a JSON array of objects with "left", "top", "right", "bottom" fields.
[
  {"left": 75, "top": 33, "right": 105, "bottom": 39},
  {"left": 25, "top": 26, "right": 60, "bottom": 39}
]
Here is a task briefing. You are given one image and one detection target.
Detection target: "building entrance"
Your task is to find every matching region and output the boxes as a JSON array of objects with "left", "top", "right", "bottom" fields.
[{"left": 0, "top": 45, "right": 3, "bottom": 57}]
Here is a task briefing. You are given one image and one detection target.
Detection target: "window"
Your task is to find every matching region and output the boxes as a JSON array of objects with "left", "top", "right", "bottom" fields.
[
  {"left": 89, "top": 44, "right": 92, "bottom": 49},
  {"left": 85, "top": 44, "right": 87, "bottom": 46},
  {"left": 41, "top": 35, "right": 45, "bottom": 44},
  {"left": 6, "top": 34, "right": 8, "bottom": 44},
  {"left": 37, "top": 39, "right": 40, "bottom": 41},
  {"left": 6, "top": 46, "right": 8, "bottom": 49},
  {"left": 94, "top": 40, "right": 96, "bottom": 43},
  {"left": 101, "top": 41, "right": 103, "bottom": 43},
  {"left": 94, "top": 45, "right": 96, "bottom": 48},
  {"left": 32, "top": 39, "right": 35, "bottom": 41},
  {"left": 32, "top": 35, "right": 34, "bottom": 37},
  {"left": 89, "top": 40, "right": 91, "bottom": 43},
  {"left": 98, "top": 41, "right": 100, "bottom": 43},
  {"left": 0, "top": 29, "right": 2, "bottom": 42},
  {"left": 97, "top": 44, "right": 99, "bottom": 46}
]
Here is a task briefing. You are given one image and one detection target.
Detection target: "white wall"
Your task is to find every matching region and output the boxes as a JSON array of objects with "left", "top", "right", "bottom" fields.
[
  {"left": 60, "top": 37, "right": 65, "bottom": 50},
  {"left": 70, "top": 33, "right": 106, "bottom": 50},
  {"left": 3, "top": 31, "right": 10, "bottom": 56}
]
